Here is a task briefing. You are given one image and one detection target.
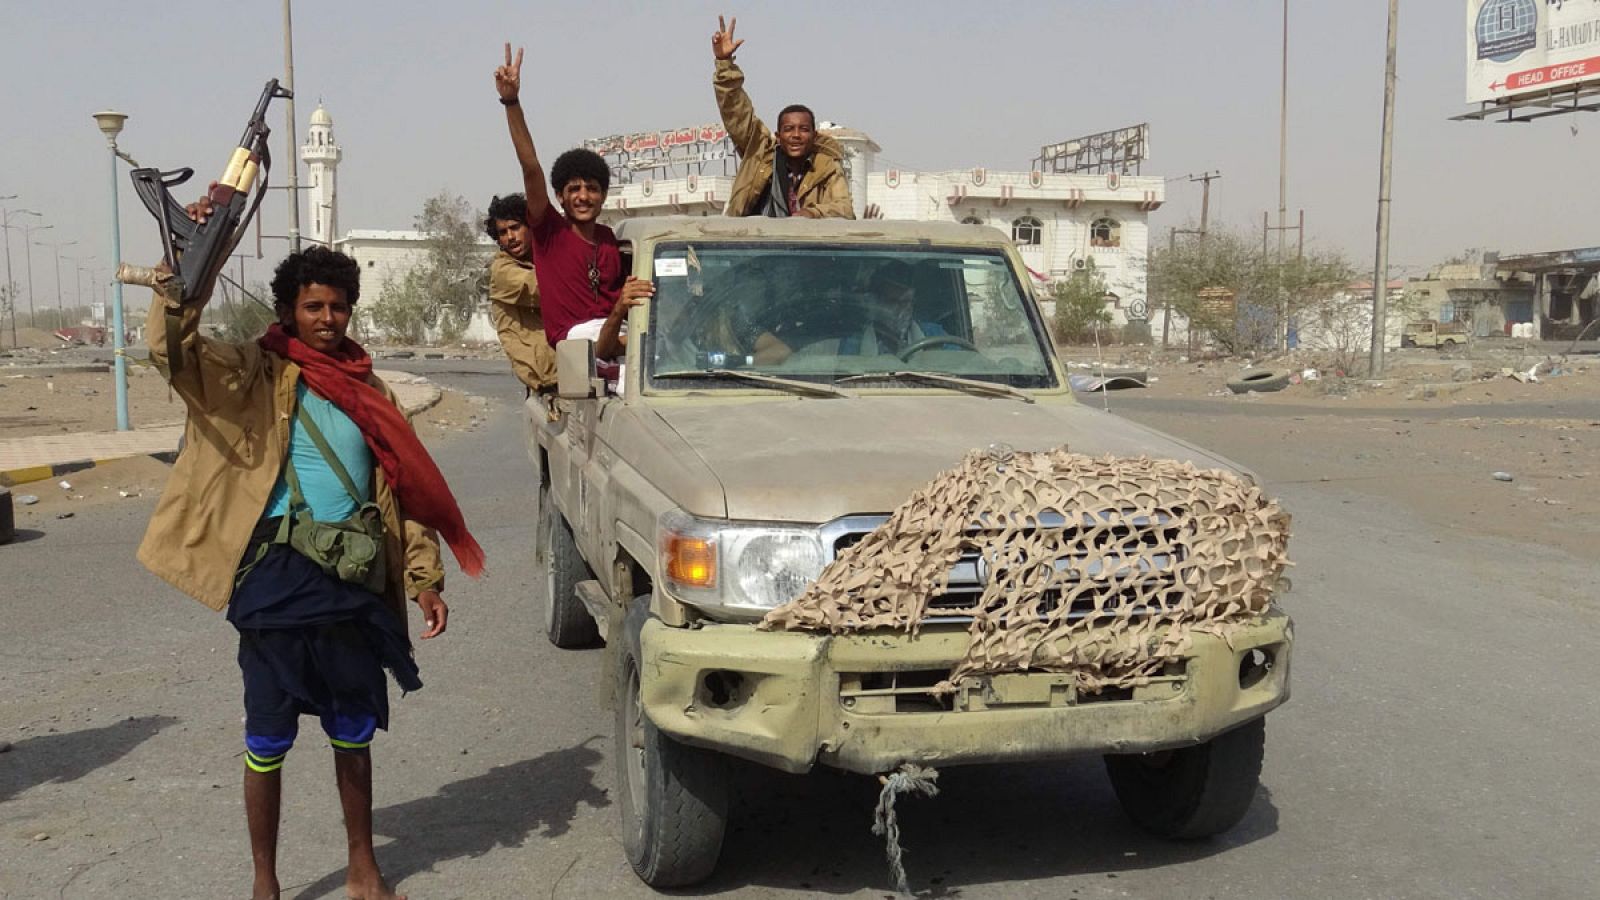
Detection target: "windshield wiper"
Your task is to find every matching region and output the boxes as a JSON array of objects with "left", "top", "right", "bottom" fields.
[
  {"left": 656, "top": 368, "right": 853, "bottom": 399},
  {"left": 833, "top": 370, "right": 1034, "bottom": 403}
]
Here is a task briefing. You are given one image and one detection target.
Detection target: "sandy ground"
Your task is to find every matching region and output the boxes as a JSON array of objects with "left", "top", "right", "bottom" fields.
[
  {"left": 0, "top": 362, "right": 497, "bottom": 441},
  {"left": 5, "top": 382, "right": 484, "bottom": 537},
  {"left": 0, "top": 364, "right": 188, "bottom": 438},
  {"left": 1051, "top": 343, "right": 1600, "bottom": 557}
]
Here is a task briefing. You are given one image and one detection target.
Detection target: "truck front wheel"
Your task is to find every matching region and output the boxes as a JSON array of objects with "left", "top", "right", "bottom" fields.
[
  {"left": 535, "top": 485, "right": 600, "bottom": 648},
  {"left": 616, "top": 596, "right": 728, "bottom": 887},
  {"left": 1103, "top": 716, "right": 1265, "bottom": 839}
]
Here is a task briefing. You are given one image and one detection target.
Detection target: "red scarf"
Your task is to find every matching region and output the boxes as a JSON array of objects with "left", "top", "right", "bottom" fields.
[{"left": 259, "top": 324, "right": 486, "bottom": 578}]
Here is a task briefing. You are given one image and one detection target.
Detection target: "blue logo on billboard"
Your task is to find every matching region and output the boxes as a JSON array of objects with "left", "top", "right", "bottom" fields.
[{"left": 1476, "top": 0, "right": 1539, "bottom": 62}]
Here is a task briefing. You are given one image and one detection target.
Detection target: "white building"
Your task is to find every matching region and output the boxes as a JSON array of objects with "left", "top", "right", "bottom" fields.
[{"left": 600, "top": 126, "right": 1165, "bottom": 330}]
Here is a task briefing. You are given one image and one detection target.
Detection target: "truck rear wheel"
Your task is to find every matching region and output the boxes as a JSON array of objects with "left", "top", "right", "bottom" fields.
[
  {"left": 1104, "top": 716, "right": 1265, "bottom": 839},
  {"left": 535, "top": 484, "right": 600, "bottom": 648},
  {"left": 617, "top": 596, "right": 728, "bottom": 887}
]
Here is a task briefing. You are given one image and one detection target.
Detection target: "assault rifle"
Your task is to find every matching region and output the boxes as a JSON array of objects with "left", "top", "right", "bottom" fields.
[{"left": 117, "top": 79, "right": 291, "bottom": 370}]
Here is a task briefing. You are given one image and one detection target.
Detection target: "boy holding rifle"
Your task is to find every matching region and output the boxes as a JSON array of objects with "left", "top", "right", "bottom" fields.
[{"left": 138, "top": 196, "right": 485, "bottom": 900}]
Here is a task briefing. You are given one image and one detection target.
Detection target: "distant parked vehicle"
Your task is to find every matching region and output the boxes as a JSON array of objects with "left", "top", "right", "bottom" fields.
[{"left": 1402, "top": 320, "right": 1468, "bottom": 349}]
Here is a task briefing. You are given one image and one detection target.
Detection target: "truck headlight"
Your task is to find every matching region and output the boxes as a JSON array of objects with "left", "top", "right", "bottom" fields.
[{"left": 659, "top": 511, "right": 826, "bottom": 621}]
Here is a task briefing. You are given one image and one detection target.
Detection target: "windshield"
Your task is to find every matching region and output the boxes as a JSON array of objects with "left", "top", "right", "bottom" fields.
[{"left": 646, "top": 243, "right": 1058, "bottom": 390}]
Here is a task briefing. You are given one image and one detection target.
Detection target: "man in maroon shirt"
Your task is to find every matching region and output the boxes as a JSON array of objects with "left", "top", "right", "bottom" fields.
[{"left": 495, "top": 44, "right": 652, "bottom": 361}]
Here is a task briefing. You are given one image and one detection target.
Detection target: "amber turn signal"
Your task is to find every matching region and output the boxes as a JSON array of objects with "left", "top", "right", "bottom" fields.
[{"left": 664, "top": 534, "right": 717, "bottom": 588}]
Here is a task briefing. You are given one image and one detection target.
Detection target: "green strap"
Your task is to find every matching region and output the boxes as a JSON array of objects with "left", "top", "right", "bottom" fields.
[{"left": 293, "top": 401, "right": 365, "bottom": 505}]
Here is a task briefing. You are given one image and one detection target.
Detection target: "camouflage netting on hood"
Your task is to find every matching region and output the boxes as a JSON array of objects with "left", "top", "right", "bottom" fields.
[{"left": 760, "top": 447, "right": 1292, "bottom": 692}]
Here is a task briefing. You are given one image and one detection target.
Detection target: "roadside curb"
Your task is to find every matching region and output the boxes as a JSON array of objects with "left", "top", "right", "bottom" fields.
[
  {"left": 374, "top": 369, "right": 444, "bottom": 418},
  {"left": 0, "top": 372, "right": 440, "bottom": 489},
  {"left": 0, "top": 450, "right": 181, "bottom": 489}
]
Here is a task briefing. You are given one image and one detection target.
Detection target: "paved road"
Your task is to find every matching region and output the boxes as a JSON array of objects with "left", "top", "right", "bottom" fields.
[{"left": 3, "top": 361, "right": 1596, "bottom": 899}]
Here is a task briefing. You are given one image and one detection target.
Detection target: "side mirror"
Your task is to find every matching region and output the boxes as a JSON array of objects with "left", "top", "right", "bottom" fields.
[{"left": 556, "top": 339, "right": 600, "bottom": 399}]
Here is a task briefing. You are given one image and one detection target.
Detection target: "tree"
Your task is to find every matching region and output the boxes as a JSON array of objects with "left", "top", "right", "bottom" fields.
[
  {"left": 369, "top": 271, "right": 433, "bottom": 344},
  {"left": 1049, "top": 260, "right": 1113, "bottom": 344},
  {"left": 1148, "top": 225, "right": 1356, "bottom": 355},
  {"left": 369, "top": 192, "right": 490, "bottom": 343}
]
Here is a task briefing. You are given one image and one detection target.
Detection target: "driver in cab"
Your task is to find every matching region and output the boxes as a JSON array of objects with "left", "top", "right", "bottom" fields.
[{"left": 729, "top": 261, "right": 949, "bottom": 366}]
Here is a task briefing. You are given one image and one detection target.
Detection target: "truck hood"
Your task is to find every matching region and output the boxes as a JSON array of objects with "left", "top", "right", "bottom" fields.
[{"left": 649, "top": 394, "right": 1252, "bottom": 523}]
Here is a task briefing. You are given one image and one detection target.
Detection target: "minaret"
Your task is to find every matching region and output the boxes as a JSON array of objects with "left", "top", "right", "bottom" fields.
[{"left": 301, "top": 104, "right": 342, "bottom": 247}]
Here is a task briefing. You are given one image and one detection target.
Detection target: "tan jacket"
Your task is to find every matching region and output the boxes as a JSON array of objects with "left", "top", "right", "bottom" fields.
[
  {"left": 488, "top": 251, "right": 556, "bottom": 391},
  {"left": 714, "top": 58, "right": 855, "bottom": 219},
  {"left": 137, "top": 290, "right": 444, "bottom": 625}
]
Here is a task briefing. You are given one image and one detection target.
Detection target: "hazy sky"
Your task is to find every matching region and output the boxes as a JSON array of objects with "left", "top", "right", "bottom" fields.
[{"left": 3, "top": 0, "right": 1597, "bottom": 306}]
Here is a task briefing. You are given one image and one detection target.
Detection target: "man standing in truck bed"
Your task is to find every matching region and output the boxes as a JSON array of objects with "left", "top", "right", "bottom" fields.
[
  {"left": 483, "top": 192, "right": 557, "bottom": 395},
  {"left": 712, "top": 15, "right": 855, "bottom": 219}
]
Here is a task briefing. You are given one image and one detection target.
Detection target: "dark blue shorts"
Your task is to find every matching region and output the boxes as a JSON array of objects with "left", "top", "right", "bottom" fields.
[{"left": 229, "top": 540, "right": 420, "bottom": 772}]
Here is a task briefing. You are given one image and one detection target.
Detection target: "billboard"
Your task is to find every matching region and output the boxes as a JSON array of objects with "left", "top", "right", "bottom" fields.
[
  {"left": 583, "top": 124, "right": 736, "bottom": 184},
  {"left": 1467, "top": 0, "right": 1600, "bottom": 104},
  {"left": 1033, "top": 124, "right": 1149, "bottom": 176}
]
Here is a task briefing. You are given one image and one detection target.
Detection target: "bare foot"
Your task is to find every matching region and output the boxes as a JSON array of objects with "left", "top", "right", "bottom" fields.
[
  {"left": 346, "top": 869, "right": 405, "bottom": 900},
  {"left": 252, "top": 874, "right": 281, "bottom": 900}
]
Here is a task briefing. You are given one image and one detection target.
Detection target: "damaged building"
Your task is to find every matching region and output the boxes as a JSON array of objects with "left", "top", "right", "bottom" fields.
[{"left": 1405, "top": 247, "right": 1599, "bottom": 341}]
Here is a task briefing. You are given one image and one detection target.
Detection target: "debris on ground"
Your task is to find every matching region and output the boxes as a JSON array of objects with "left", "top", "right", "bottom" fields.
[{"left": 1492, "top": 472, "right": 1514, "bottom": 482}]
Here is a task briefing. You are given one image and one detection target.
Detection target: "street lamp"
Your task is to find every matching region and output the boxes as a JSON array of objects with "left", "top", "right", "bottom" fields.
[
  {"left": 1, "top": 203, "right": 41, "bottom": 348},
  {"left": 37, "top": 238, "right": 77, "bottom": 328},
  {"left": 62, "top": 253, "right": 90, "bottom": 311},
  {"left": 20, "top": 221, "right": 53, "bottom": 328},
  {"left": 94, "top": 109, "right": 132, "bottom": 431}
]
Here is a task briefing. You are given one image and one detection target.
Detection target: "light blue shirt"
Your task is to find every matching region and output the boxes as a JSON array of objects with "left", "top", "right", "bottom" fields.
[{"left": 265, "top": 383, "right": 374, "bottom": 522}]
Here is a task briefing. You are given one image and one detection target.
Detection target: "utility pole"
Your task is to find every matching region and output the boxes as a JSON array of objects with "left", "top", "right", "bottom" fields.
[
  {"left": 283, "top": 0, "right": 302, "bottom": 253},
  {"left": 21, "top": 222, "right": 51, "bottom": 329},
  {"left": 0, "top": 199, "right": 32, "bottom": 348},
  {"left": 39, "top": 238, "right": 76, "bottom": 325},
  {"left": 1164, "top": 219, "right": 1209, "bottom": 350},
  {"left": 1370, "top": 0, "right": 1400, "bottom": 377},
  {"left": 1188, "top": 171, "right": 1221, "bottom": 238},
  {"left": 1278, "top": 0, "right": 1291, "bottom": 350}
]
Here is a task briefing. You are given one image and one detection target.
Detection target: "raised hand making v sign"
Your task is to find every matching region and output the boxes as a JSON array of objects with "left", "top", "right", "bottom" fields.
[
  {"left": 494, "top": 42, "right": 648, "bottom": 362},
  {"left": 712, "top": 15, "right": 745, "bottom": 59}
]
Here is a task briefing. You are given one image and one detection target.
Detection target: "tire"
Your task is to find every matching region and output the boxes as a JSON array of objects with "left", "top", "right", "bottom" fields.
[
  {"left": 535, "top": 484, "right": 600, "bottom": 648},
  {"left": 0, "top": 487, "right": 14, "bottom": 545},
  {"left": 616, "top": 596, "right": 728, "bottom": 887},
  {"left": 1104, "top": 716, "right": 1266, "bottom": 840},
  {"left": 1225, "top": 369, "right": 1291, "bottom": 394}
]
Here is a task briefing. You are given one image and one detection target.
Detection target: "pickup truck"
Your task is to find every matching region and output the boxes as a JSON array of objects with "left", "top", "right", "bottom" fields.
[
  {"left": 527, "top": 216, "right": 1293, "bottom": 887},
  {"left": 1402, "top": 319, "right": 1468, "bottom": 348}
]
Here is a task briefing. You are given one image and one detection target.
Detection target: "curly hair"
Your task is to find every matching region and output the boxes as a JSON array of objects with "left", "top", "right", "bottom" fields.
[
  {"left": 550, "top": 148, "right": 610, "bottom": 195},
  {"left": 270, "top": 246, "right": 361, "bottom": 311},
  {"left": 484, "top": 193, "right": 529, "bottom": 239},
  {"left": 777, "top": 104, "right": 815, "bottom": 129}
]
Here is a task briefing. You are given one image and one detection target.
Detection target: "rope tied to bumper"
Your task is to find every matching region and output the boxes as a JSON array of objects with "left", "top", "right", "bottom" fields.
[{"left": 871, "top": 763, "right": 940, "bottom": 896}]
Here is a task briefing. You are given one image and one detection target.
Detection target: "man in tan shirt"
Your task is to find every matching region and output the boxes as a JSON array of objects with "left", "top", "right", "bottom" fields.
[{"left": 484, "top": 193, "right": 556, "bottom": 394}]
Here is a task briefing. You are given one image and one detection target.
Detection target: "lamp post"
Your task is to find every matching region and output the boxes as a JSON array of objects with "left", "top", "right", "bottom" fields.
[
  {"left": 20, "top": 222, "right": 53, "bottom": 328},
  {"left": 38, "top": 239, "right": 77, "bottom": 328},
  {"left": 1, "top": 203, "right": 41, "bottom": 348},
  {"left": 94, "top": 109, "right": 131, "bottom": 431},
  {"left": 63, "top": 253, "right": 92, "bottom": 313}
]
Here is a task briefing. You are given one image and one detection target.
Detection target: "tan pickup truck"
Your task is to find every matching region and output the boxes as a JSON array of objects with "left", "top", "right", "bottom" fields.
[
  {"left": 528, "top": 217, "right": 1293, "bottom": 887},
  {"left": 1402, "top": 319, "right": 1469, "bottom": 348}
]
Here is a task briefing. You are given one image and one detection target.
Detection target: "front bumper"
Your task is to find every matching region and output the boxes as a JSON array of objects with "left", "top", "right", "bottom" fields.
[{"left": 638, "top": 610, "right": 1293, "bottom": 775}]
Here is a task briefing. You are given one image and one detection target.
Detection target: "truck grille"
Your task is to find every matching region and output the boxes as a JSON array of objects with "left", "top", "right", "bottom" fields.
[{"left": 820, "top": 510, "right": 1186, "bottom": 625}]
